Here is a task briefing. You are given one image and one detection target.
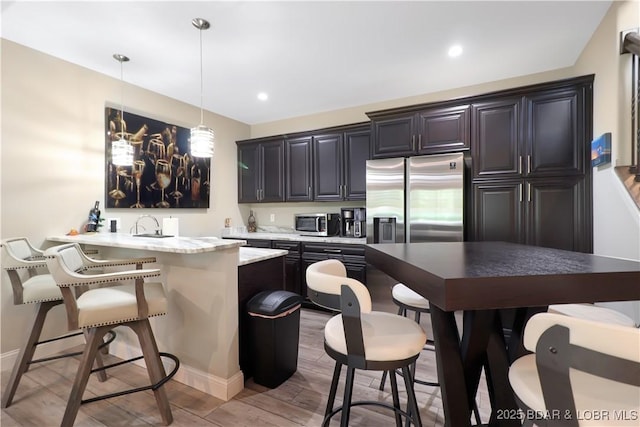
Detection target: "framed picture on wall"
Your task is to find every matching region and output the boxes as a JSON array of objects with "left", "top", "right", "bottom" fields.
[
  {"left": 591, "top": 132, "right": 612, "bottom": 168},
  {"left": 105, "top": 107, "right": 211, "bottom": 208}
]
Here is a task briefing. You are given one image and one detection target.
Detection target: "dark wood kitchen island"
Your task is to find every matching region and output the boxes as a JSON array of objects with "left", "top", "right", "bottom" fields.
[{"left": 366, "top": 241, "right": 640, "bottom": 427}]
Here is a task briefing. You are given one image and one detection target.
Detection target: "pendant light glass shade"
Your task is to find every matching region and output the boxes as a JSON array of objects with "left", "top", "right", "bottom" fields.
[
  {"left": 111, "top": 54, "right": 133, "bottom": 166},
  {"left": 191, "top": 124, "right": 215, "bottom": 157},
  {"left": 112, "top": 137, "right": 134, "bottom": 165},
  {"left": 190, "top": 18, "right": 214, "bottom": 158}
]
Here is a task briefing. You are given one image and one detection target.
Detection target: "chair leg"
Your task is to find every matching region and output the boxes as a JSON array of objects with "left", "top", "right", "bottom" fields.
[
  {"left": 340, "top": 366, "right": 356, "bottom": 427},
  {"left": 130, "top": 320, "right": 173, "bottom": 425},
  {"left": 379, "top": 370, "right": 388, "bottom": 391},
  {"left": 325, "top": 361, "right": 342, "bottom": 418},
  {"left": 61, "top": 325, "right": 109, "bottom": 427},
  {"left": 1, "top": 301, "right": 59, "bottom": 408},
  {"left": 84, "top": 329, "right": 108, "bottom": 382},
  {"left": 389, "top": 367, "right": 403, "bottom": 427},
  {"left": 402, "top": 365, "right": 422, "bottom": 427}
]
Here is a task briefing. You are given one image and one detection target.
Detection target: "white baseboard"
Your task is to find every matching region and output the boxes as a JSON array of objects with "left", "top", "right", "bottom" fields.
[
  {"left": 1, "top": 333, "right": 86, "bottom": 372},
  {"left": 1, "top": 336, "right": 245, "bottom": 402},
  {"left": 108, "top": 339, "right": 245, "bottom": 401}
]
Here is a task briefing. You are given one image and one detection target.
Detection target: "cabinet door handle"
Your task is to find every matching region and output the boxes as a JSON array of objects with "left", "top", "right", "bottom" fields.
[
  {"left": 519, "top": 183, "right": 523, "bottom": 202},
  {"left": 411, "top": 135, "right": 416, "bottom": 150},
  {"left": 309, "top": 186, "right": 312, "bottom": 198},
  {"left": 323, "top": 249, "right": 342, "bottom": 253},
  {"left": 527, "top": 182, "right": 531, "bottom": 202},
  {"left": 518, "top": 156, "right": 522, "bottom": 175},
  {"left": 256, "top": 189, "right": 260, "bottom": 200},
  {"left": 527, "top": 155, "right": 531, "bottom": 175}
]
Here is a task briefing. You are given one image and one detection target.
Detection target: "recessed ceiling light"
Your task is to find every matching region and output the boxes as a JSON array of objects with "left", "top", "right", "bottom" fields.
[
  {"left": 257, "top": 92, "right": 268, "bottom": 101},
  {"left": 448, "top": 44, "right": 463, "bottom": 58}
]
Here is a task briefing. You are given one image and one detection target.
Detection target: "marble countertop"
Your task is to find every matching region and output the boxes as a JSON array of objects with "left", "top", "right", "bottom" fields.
[
  {"left": 223, "top": 231, "right": 366, "bottom": 245},
  {"left": 238, "top": 247, "right": 288, "bottom": 266},
  {"left": 48, "top": 233, "right": 246, "bottom": 254}
]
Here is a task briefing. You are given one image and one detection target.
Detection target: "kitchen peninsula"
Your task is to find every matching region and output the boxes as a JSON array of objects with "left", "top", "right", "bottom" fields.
[{"left": 47, "top": 233, "right": 287, "bottom": 401}]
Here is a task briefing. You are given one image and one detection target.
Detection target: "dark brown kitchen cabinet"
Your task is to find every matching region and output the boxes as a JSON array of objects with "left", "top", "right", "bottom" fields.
[
  {"left": 343, "top": 127, "right": 370, "bottom": 200},
  {"left": 416, "top": 105, "right": 470, "bottom": 154},
  {"left": 472, "top": 180, "right": 523, "bottom": 244},
  {"left": 471, "top": 97, "right": 523, "bottom": 179},
  {"left": 272, "top": 240, "right": 302, "bottom": 295},
  {"left": 472, "top": 177, "right": 590, "bottom": 252},
  {"left": 313, "top": 133, "right": 343, "bottom": 201},
  {"left": 472, "top": 86, "right": 586, "bottom": 179},
  {"left": 313, "top": 126, "right": 370, "bottom": 201},
  {"left": 526, "top": 177, "right": 588, "bottom": 252},
  {"left": 237, "top": 138, "right": 285, "bottom": 203},
  {"left": 370, "top": 105, "right": 470, "bottom": 158},
  {"left": 524, "top": 88, "right": 585, "bottom": 177},
  {"left": 286, "top": 136, "right": 313, "bottom": 201}
]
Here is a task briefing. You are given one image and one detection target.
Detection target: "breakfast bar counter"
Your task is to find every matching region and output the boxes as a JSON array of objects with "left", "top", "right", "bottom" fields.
[{"left": 47, "top": 233, "right": 284, "bottom": 401}]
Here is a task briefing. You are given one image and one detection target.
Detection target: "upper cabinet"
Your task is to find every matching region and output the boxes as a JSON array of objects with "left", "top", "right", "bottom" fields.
[
  {"left": 472, "top": 86, "right": 586, "bottom": 179},
  {"left": 237, "top": 138, "right": 285, "bottom": 203},
  {"left": 286, "top": 136, "right": 313, "bottom": 201},
  {"left": 313, "top": 125, "right": 370, "bottom": 201},
  {"left": 370, "top": 105, "right": 470, "bottom": 158},
  {"left": 237, "top": 123, "right": 370, "bottom": 203}
]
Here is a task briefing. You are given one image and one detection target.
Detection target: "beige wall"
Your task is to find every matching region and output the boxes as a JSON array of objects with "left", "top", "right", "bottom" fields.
[{"left": 0, "top": 39, "right": 250, "bottom": 353}]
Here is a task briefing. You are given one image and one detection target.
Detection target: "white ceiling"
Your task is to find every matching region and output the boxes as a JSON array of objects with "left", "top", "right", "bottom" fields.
[{"left": 1, "top": 1, "right": 612, "bottom": 125}]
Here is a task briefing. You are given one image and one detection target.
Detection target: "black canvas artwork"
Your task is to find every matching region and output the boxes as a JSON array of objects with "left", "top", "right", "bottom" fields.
[{"left": 105, "top": 107, "right": 211, "bottom": 208}]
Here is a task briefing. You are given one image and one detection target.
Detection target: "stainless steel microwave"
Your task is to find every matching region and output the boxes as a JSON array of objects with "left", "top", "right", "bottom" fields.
[{"left": 294, "top": 213, "right": 340, "bottom": 237}]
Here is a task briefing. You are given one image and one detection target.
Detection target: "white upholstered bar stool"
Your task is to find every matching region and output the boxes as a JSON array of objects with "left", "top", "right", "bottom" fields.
[
  {"left": 44, "top": 243, "right": 178, "bottom": 426},
  {"left": 548, "top": 303, "right": 637, "bottom": 327},
  {"left": 508, "top": 312, "right": 640, "bottom": 427},
  {"left": 0, "top": 237, "right": 149, "bottom": 408},
  {"left": 306, "top": 259, "right": 426, "bottom": 427},
  {"left": 380, "top": 283, "right": 482, "bottom": 425}
]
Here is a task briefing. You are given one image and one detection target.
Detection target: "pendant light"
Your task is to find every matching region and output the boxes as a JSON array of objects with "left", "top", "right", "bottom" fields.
[
  {"left": 190, "top": 18, "right": 215, "bottom": 158},
  {"left": 111, "top": 53, "right": 134, "bottom": 166}
]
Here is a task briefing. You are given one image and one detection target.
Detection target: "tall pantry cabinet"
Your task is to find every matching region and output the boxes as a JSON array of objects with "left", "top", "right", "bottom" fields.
[{"left": 470, "top": 76, "right": 593, "bottom": 253}]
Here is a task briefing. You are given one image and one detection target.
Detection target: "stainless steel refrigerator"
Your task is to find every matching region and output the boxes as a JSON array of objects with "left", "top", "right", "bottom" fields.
[{"left": 366, "top": 152, "right": 465, "bottom": 245}]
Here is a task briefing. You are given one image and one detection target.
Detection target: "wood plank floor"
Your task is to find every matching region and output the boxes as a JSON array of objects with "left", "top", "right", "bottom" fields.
[{"left": 1, "top": 308, "right": 491, "bottom": 426}]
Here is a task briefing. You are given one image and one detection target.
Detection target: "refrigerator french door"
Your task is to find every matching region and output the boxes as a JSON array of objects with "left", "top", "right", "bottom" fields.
[{"left": 366, "top": 152, "right": 465, "bottom": 244}]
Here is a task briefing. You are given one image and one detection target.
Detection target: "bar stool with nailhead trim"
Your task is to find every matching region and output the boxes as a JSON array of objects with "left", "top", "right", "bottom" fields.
[
  {"left": 0, "top": 237, "right": 153, "bottom": 408},
  {"left": 44, "top": 242, "right": 179, "bottom": 426}
]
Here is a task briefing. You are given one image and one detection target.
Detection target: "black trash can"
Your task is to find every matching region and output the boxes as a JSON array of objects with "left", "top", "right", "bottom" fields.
[{"left": 246, "top": 290, "right": 303, "bottom": 388}]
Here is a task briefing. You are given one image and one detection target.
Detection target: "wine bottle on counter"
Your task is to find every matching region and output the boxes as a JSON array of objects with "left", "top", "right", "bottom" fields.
[
  {"left": 247, "top": 210, "right": 257, "bottom": 233},
  {"left": 86, "top": 201, "right": 101, "bottom": 233}
]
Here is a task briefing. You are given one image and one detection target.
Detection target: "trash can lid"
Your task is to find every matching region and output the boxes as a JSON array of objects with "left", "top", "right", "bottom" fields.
[{"left": 247, "top": 290, "right": 303, "bottom": 317}]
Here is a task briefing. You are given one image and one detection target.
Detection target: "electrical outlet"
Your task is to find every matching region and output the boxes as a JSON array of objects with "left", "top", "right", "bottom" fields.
[
  {"left": 107, "top": 218, "right": 121, "bottom": 231},
  {"left": 270, "top": 213, "right": 275, "bottom": 222}
]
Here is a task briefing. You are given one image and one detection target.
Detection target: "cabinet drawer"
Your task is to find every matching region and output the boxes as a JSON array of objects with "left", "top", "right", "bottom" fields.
[
  {"left": 272, "top": 240, "right": 301, "bottom": 254},
  {"left": 245, "top": 239, "right": 272, "bottom": 248},
  {"left": 302, "top": 242, "right": 365, "bottom": 257}
]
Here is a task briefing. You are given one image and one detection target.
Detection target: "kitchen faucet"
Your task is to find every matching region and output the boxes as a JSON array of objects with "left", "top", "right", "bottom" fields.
[{"left": 132, "top": 215, "right": 161, "bottom": 235}]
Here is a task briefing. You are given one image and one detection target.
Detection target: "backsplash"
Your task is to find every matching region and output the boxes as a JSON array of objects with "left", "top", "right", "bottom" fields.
[{"left": 239, "top": 201, "right": 364, "bottom": 230}]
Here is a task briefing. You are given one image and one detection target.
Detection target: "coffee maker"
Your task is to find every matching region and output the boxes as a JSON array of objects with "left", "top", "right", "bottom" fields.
[{"left": 340, "top": 207, "right": 366, "bottom": 238}]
